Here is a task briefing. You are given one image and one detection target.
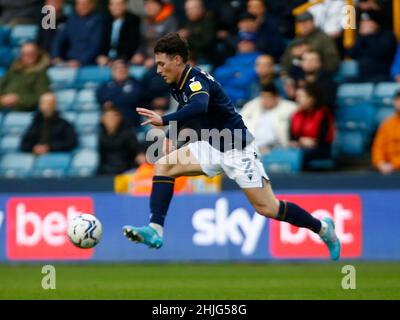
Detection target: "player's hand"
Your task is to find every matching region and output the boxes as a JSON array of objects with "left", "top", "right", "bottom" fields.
[{"left": 136, "top": 107, "right": 163, "bottom": 126}]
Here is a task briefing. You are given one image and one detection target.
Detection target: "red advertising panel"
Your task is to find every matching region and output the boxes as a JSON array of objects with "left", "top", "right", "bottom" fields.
[
  {"left": 7, "top": 197, "right": 94, "bottom": 260},
  {"left": 270, "top": 194, "right": 362, "bottom": 259}
]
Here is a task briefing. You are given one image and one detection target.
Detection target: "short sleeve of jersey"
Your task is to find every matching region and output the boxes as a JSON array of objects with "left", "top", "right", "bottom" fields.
[{"left": 183, "top": 74, "right": 210, "bottom": 101}]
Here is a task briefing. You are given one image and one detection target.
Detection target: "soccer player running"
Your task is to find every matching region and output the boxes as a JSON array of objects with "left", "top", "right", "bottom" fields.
[{"left": 123, "top": 33, "right": 341, "bottom": 260}]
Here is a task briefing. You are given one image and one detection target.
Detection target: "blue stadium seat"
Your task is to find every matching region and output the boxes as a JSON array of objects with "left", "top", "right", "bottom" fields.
[
  {"left": 75, "top": 88, "right": 99, "bottom": 111},
  {"left": 76, "top": 112, "right": 100, "bottom": 134},
  {"left": 334, "top": 60, "right": 359, "bottom": 82},
  {"left": 337, "top": 83, "right": 374, "bottom": 107},
  {"left": 373, "top": 82, "right": 400, "bottom": 108},
  {"left": 128, "top": 65, "right": 147, "bottom": 80},
  {"left": 55, "top": 89, "right": 77, "bottom": 111},
  {"left": 0, "top": 25, "right": 11, "bottom": 46},
  {"left": 0, "top": 153, "right": 35, "bottom": 178},
  {"left": 0, "top": 46, "right": 14, "bottom": 68},
  {"left": 0, "top": 135, "right": 21, "bottom": 153},
  {"left": 76, "top": 66, "right": 112, "bottom": 88},
  {"left": 1, "top": 112, "right": 33, "bottom": 135},
  {"left": 79, "top": 133, "right": 98, "bottom": 149},
  {"left": 261, "top": 148, "right": 303, "bottom": 173},
  {"left": 33, "top": 152, "right": 71, "bottom": 178},
  {"left": 10, "top": 25, "right": 38, "bottom": 47},
  {"left": 69, "top": 149, "right": 99, "bottom": 177},
  {"left": 335, "top": 125, "right": 367, "bottom": 156},
  {"left": 61, "top": 111, "right": 77, "bottom": 125},
  {"left": 335, "top": 102, "right": 376, "bottom": 132},
  {"left": 47, "top": 67, "right": 78, "bottom": 89}
]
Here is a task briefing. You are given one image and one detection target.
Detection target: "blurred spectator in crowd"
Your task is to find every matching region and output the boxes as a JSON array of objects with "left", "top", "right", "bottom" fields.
[
  {"left": 241, "top": 83, "right": 297, "bottom": 154},
  {"left": 98, "top": 105, "right": 144, "bottom": 175},
  {"left": 238, "top": 12, "right": 258, "bottom": 33},
  {"left": 210, "top": 0, "right": 247, "bottom": 66},
  {"left": 97, "top": 0, "right": 141, "bottom": 66},
  {"left": 0, "top": 0, "right": 42, "bottom": 25},
  {"left": 356, "top": 0, "right": 393, "bottom": 30},
  {"left": 132, "top": 0, "right": 178, "bottom": 68},
  {"left": 348, "top": 11, "right": 397, "bottom": 82},
  {"left": 289, "top": 83, "right": 335, "bottom": 169},
  {"left": 214, "top": 31, "right": 260, "bottom": 107},
  {"left": 140, "top": 64, "right": 170, "bottom": 111},
  {"left": 179, "top": 0, "right": 216, "bottom": 64},
  {"left": 37, "top": 0, "right": 68, "bottom": 53},
  {"left": 280, "top": 38, "right": 311, "bottom": 99},
  {"left": 96, "top": 60, "right": 142, "bottom": 128},
  {"left": 248, "top": 54, "right": 282, "bottom": 99},
  {"left": 246, "top": 0, "right": 286, "bottom": 61},
  {"left": 280, "top": 11, "right": 340, "bottom": 75},
  {"left": 288, "top": 50, "right": 337, "bottom": 109},
  {"left": 0, "top": 43, "right": 50, "bottom": 112},
  {"left": 20, "top": 92, "right": 78, "bottom": 155},
  {"left": 264, "top": 0, "right": 307, "bottom": 39},
  {"left": 392, "top": 44, "right": 400, "bottom": 82},
  {"left": 372, "top": 91, "right": 400, "bottom": 175},
  {"left": 51, "top": 0, "right": 104, "bottom": 67}
]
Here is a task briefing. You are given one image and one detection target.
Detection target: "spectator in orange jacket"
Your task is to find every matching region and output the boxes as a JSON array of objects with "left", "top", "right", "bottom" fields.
[{"left": 372, "top": 91, "right": 400, "bottom": 175}]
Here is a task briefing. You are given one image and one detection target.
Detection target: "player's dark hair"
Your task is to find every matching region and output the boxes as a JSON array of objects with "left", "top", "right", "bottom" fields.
[
  {"left": 260, "top": 83, "right": 278, "bottom": 96},
  {"left": 154, "top": 32, "right": 189, "bottom": 63}
]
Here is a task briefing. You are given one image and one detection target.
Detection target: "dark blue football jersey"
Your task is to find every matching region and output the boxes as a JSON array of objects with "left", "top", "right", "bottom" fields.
[{"left": 163, "top": 64, "right": 254, "bottom": 151}]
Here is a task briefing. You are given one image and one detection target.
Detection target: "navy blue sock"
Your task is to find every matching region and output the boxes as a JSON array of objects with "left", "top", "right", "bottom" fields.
[
  {"left": 277, "top": 200, "right": 321, "bottom": 233},
  {"left": 149, "top": 176, "right": 175, "bottom": 226}
]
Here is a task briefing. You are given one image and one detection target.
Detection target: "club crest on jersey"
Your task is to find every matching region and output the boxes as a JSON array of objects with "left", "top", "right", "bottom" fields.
[{"left": 189, "top": 81, "right": 202, "bottom": 92}]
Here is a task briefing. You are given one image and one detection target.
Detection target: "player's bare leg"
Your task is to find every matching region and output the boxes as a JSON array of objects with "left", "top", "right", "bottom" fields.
[
  {"left": 242, "top": 179, "right": 341, "bottom": 260},
  {"left": 123, "top": 146, "right": 204, "bottom": 248}
]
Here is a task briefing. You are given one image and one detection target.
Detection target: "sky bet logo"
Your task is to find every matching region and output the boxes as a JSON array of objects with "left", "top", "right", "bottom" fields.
[
  {"left": 192, "top": 195, "right": 362, "bottom": 258},
  {"left": 6, "top": 197, "right": 94, "bottom": 260},
  {"left": 192, "top": 198, "right": 265, "bottom": 255}
]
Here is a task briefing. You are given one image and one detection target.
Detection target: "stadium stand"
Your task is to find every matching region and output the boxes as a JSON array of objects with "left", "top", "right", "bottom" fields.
[{"left": 0, "top": 0, "right": 399, "bottom": 179}]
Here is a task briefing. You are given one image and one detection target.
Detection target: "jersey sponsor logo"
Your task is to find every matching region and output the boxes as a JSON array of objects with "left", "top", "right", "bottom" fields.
[
  {"left": 189, "top": 81, "right": 203, "bottom": 92},
  {"left": 270, "top": 194, "right": 362, "bottom": 259},
  {"left": 6, "top": 197, "right": 94, "bottom": 260}
]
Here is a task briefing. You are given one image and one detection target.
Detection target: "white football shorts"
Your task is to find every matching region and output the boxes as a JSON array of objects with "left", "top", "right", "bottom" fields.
[{"left": 187, "top": 140, "right": 269, "bottom": 188}]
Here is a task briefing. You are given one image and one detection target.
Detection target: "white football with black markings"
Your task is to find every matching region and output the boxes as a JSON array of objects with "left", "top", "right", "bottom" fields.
[{"left": 68, "top": 214, "right": 102, "bottom": 249}]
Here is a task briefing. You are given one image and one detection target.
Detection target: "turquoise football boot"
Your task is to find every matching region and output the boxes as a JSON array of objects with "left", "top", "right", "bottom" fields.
[
  {"left": 320, "top": 217, "right": 341, "bottom": 261},
  {"left": 122, "top": 225, "right": 163, "bottom": 249}
]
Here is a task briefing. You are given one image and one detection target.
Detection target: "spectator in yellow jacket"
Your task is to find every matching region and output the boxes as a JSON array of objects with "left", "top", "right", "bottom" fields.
[{"left": 372, "top": 91, "right": 400, "bottom": 175}]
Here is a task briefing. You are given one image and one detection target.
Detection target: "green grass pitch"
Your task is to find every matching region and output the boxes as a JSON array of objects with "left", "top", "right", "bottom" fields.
[{"left": 0, "top": 262, "right": 399, "bottom": 299}]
